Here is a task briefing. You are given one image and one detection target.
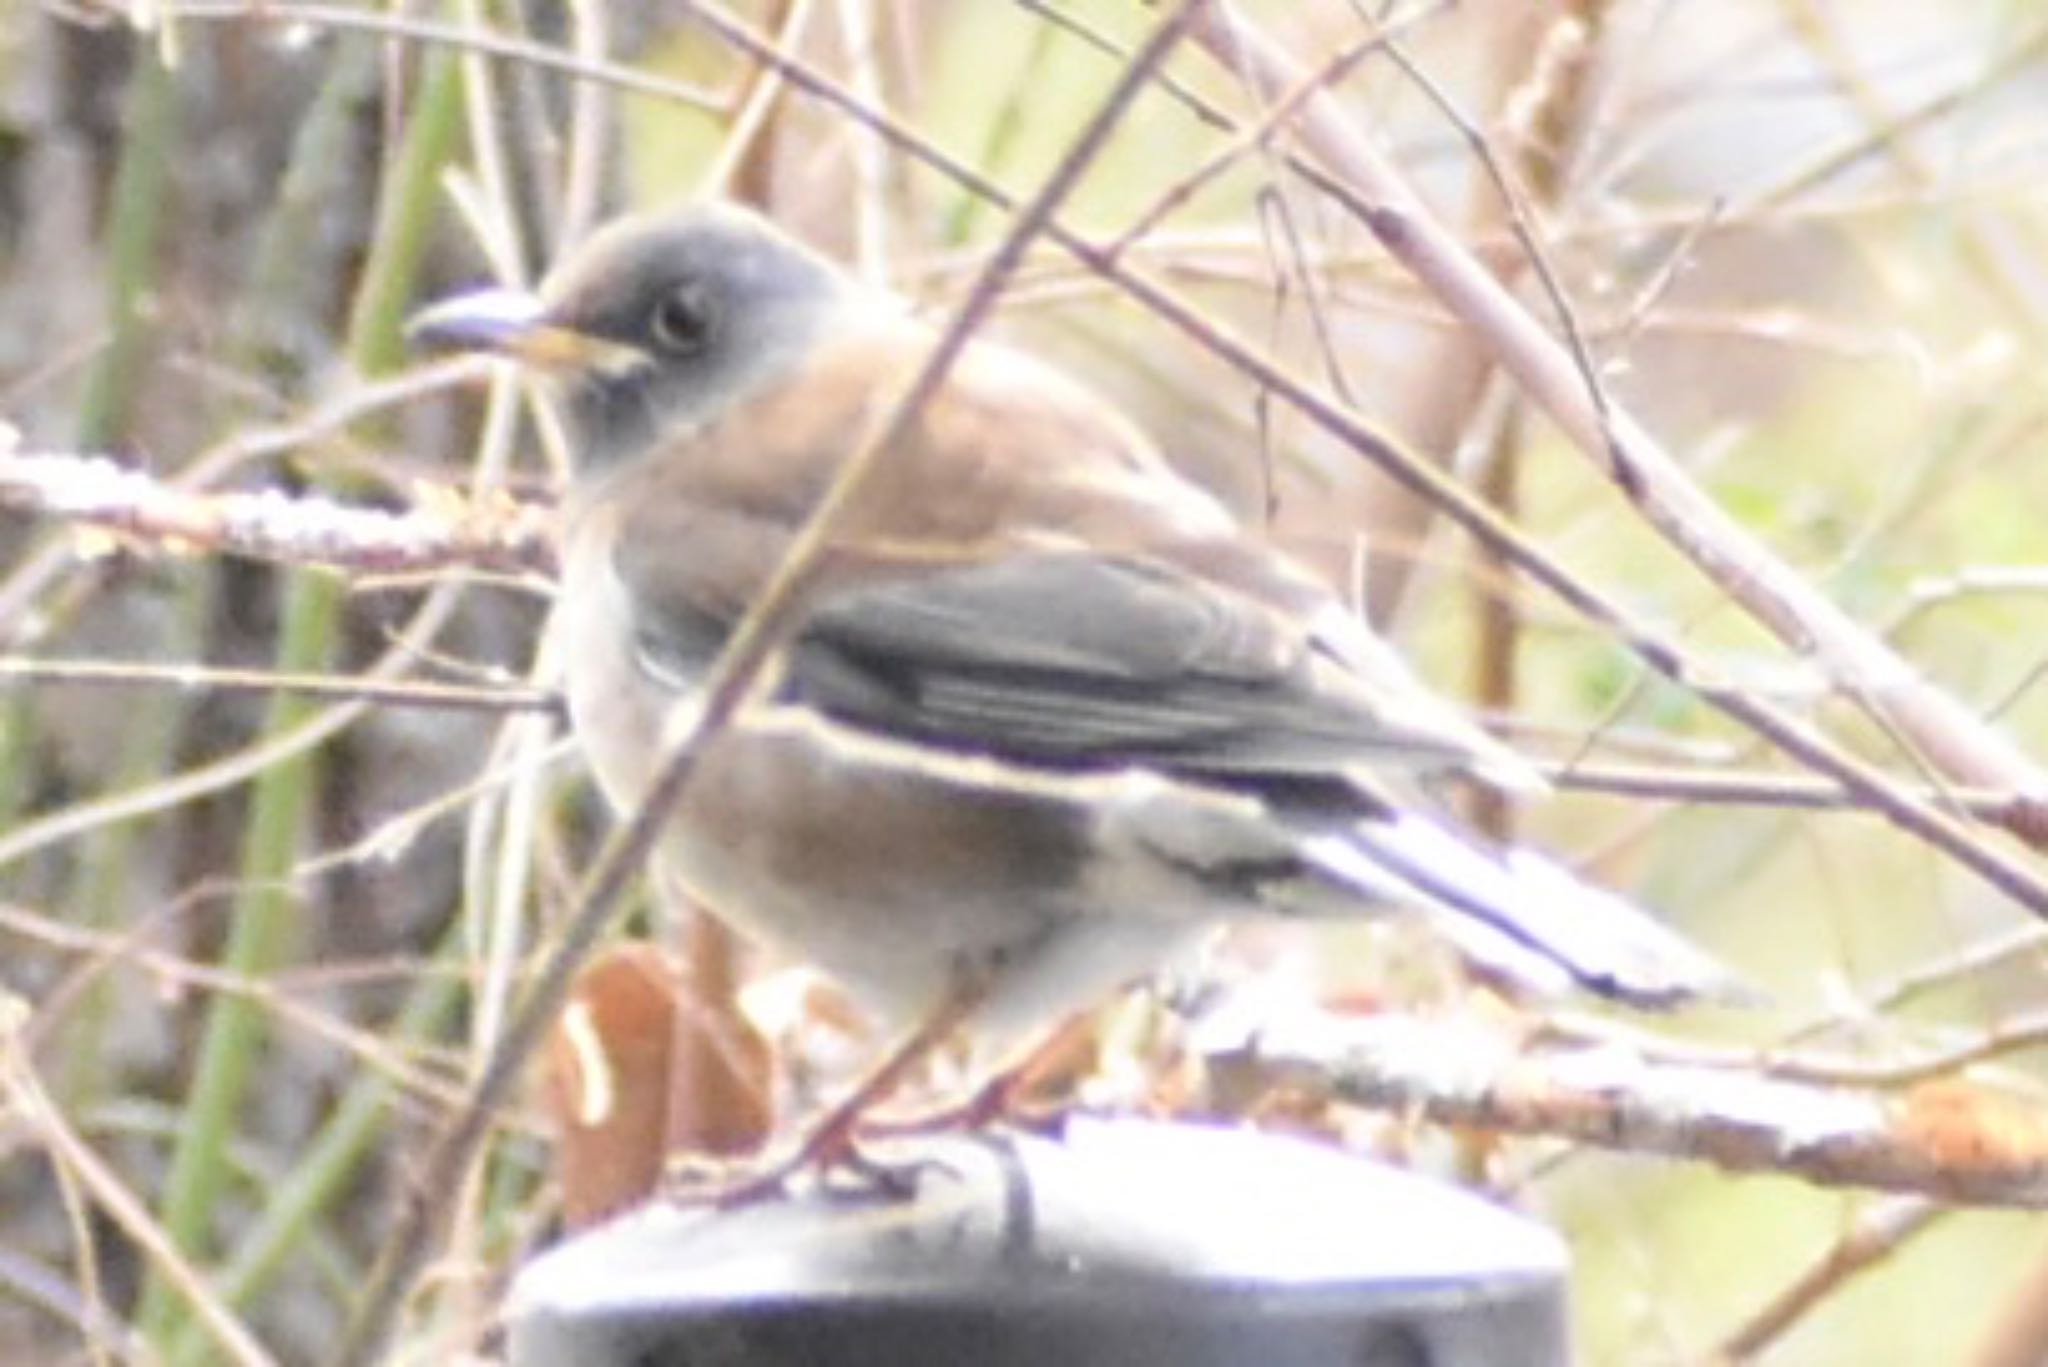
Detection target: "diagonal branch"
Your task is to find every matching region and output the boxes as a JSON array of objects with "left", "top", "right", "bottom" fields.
[{"left": 1184, "top": 2, "right": 2048, "bottom": 824}]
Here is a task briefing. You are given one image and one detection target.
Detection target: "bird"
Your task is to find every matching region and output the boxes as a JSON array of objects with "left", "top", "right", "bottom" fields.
[{"left": 410, "top": 201, "right": 1736, "bottom": 1094}]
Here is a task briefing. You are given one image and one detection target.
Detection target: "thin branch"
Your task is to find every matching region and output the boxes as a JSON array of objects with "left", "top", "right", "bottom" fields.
[
  {"left": 1714, "top": 1197, "right": 1946, "bottom": 1362},
  {"left": 1548, "top": 759, "right": 2048, "bottom": 829},
  {"left": 0, "top": 1007, "right": 276, "bottom": 1367},
  {"left": 0, "top": 442, "right": 554, "bottom": 577},
  {"left": 1764, "top": 1008, "right": 2048, "bottom": 1091},
  {"left": 1219, "top": 1010, "right": 2048, "bottom": 1208},
  {"left": 0, "top": 902, "right": 462, "bottom": 1110},
  {"left": 0, "top": 656, "right": 558, "bottom": 715},
  {"left": 145, "top": 0, "right": 727, "bottom": 111},
  {"left": 1182, "top": 2, "right": 2048, "bottom": 830},
  {"left": 0, "top": 359, "right": 492, "bottom": 645},
  {"left": 0, "top": 560, "right": 474, "bottom": 874}
]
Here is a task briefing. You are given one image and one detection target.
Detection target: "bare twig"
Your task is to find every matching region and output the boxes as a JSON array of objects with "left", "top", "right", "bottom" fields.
[
  {"left": 0, "top": 1003, "right": 276, "bottom": 1366},
  {"left": 1182, "top": 2, "right": 2048, "bottom": 831},
  {"left": 0, "top": 903, "right": 461, "bottom": 1110},
  {"left": 1220, "top": 1010, "right": 2048, "bottom": 1208},
  {"left": 0, "top": 444, "right": 554, "bottom": 576},
  {"left": 0, "top": 656, "right": 558, "bottom": 714},
  {"left": 1715, "top": 1197, "right": 1945, "bottom": 1362},
  {"left": 1548, "top": 760, "right": 2048, "bottom": 829},
  {"left": 144, "top": 1, "right": 726, "bottom": 110}
]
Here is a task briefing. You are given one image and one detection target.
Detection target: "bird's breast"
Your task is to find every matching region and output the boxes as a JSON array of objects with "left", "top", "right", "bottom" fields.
[{"left": 556, "top": 522, "right": 693, "bottom": 812}]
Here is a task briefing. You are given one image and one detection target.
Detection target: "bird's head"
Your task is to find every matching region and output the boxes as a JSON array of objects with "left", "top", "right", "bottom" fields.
[{"left": 410, "top": 202, "right": 855, "bottom": 470}]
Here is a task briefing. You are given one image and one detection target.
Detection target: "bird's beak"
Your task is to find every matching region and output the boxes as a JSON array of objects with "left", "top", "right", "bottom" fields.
[{"left": 406, "top": 287, "right": 645, "bottom": 374}]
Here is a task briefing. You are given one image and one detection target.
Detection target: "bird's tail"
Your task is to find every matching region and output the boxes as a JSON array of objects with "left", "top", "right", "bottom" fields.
[{"left": 1299, "top": 813, "right": 1747, "bottom": 1009}]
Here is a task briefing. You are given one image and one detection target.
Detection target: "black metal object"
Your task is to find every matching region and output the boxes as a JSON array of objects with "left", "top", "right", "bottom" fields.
[{"left": 506, "top": 1118, "right": 1569, "bottom": 1367}]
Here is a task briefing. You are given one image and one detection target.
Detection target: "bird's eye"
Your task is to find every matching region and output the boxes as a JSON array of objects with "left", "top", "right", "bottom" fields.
[{"left": 649, "top": 278, "right": 719, "bottom": 355}]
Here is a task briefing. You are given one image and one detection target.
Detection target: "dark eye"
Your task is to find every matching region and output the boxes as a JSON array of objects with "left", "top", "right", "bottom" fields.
[{"left": 649, "top": 277, "right": 719, "bottom": 355}]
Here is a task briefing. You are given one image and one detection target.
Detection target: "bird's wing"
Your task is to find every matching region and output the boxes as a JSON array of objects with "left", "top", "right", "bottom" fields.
[
  {"left": 602, "top": 322, "right": 1523, "bottom": 786},
  {"left": 790, "top": 551, "right": 1492, "bottom": 777},
  {"left": 612, "top": 517, "right": 1493, "bottom": 783}
]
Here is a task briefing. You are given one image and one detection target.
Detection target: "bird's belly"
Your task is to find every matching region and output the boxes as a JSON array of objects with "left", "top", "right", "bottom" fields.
[
  {"left": 666, "top": 712, "right": 1112, "bottom": 1011},
  {"left": 578, "top": 695, "right": 1196, "bottom": 1031}
]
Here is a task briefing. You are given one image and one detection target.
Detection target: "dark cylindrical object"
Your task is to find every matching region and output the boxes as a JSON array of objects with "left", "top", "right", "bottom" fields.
[{"left": 507, "top": 1118, "right": 1569, "bottom": 1366}]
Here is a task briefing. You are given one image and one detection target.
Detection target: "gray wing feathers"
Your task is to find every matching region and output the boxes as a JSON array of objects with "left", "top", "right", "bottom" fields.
[
  {"left": 1302, "top": 813, "right": 1745, "bottom": 1007},
  {"left": 794, "top": 554, "right": 1481, "bottom": 775},
  {"left": 802, "top": 554, "right": 1296, "bottom": 684}
]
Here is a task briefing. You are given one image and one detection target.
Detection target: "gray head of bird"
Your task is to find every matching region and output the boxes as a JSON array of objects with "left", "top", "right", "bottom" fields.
[{"left": 409, "top": 202, "right": 860, "bottom": 470}]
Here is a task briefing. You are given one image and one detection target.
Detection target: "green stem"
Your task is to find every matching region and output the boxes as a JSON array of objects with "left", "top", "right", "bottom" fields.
[
  {"left": 53, "top": 24, "right": 190, "bottom": 1198},
  {"left": 134, "top": 572, "right": 336, "bottom": 1346},
  {"left": 77, "top": 45, "right": 177, "bottom": 451},
  {"left": 135, "top": 50, "right": 467, "bottom": 1350},
  {"left": 164, "top": 926, "right": 469, "bottom": 1366}
]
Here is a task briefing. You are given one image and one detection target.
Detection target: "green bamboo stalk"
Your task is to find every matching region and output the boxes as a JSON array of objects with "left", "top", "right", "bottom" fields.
[
  {"left": 1, "top": 52, "right": 178, "bottom": 883},
  {"left": 346, "top": 55, "right": 470, "bottom": 375},
  {"left": 57, "top": 581, "right": 214, "bottom": 1101},
  {"left": 943, "top": 15, "right": 1061, "bottom": 247},
  {"left": 135, "top": 50, "right": 467, "bottom": 1349},
  {"left": 163, "top": 928, "right": 469, "bottom": 1366},
  {"left": 48, "top": 29, "right": 190, "bottom": 1150},
  {"left": 77, "top": 45, "right": 177, "bottom": 450},
  {"left": 0, "top": 40, "right": 179, "bottom": 875}
]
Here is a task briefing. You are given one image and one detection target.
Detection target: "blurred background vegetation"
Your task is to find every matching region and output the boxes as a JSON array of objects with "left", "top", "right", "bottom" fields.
[{"left": 4, "top": 2, "right": 2048, "bottom": 1363}]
